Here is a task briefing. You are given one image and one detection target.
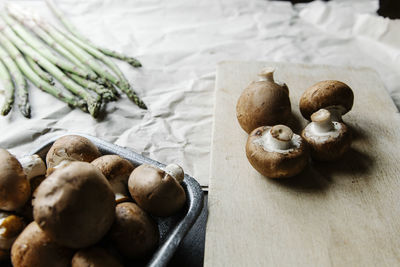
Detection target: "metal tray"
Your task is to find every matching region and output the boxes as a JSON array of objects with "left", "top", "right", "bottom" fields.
[{"left": 30, "top": 133, "right": 204, "bottom": 267}]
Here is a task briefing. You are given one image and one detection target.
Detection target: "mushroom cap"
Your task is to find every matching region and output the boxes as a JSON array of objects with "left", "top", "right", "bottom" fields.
[
  {"left": 11, "top": 222, "right": 73, "bottom": 267},
  {"left": 299, "top": 80, "right": 354, "bottom": 121},
  {"left": 71, "top": 247, "right": 123, "bottom": 267},
  {"left": 33, "top": 162, "right": 115, "bottom": 249},
  {"left": 128, "top": 164, "right": 186, "bottom": 217},
  {"left": 246, "top": 126, "right": 309, "bottom": 178},
  {"left": 302, "top": 121, "right": 352, "bottom": 161},
  {"left": 109, "top": 202, "right": 159, "bottom": 259},
  {"left": 236, "top": 75, "right": 291, "bottom": 134},
  {"left": 91, "top": 154, "right": 134, "bottom": 182},
  {"left": 91, "top": 155, "right": 135, "bottom": 203},
  {"left": 46, "top": 135, "right": 101, "bottom": 175},
  {"left": 0, "top": 149, "right": 30, "bottom": 211}
]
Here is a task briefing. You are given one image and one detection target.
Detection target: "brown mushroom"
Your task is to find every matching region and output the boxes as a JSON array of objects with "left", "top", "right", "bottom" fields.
[
  {"left": 109, "top": 202, "right": 159, "bottom": 259},
  {"left": 33, "top": 161, "right": 115, "bottom": 249},
  {"left": 236, "top": 68, "right": 291, "bottom": 133},
  {"left": 0, "top": 212, "right": 25, "bottom": 259},
  {"left": 46, "top": 135, "right": 101, "bottom": 175},
  {"left": 299, "top": 80, "right": 354, "bottom": 121},
  {"left": 128, "top": 164, "right": 186, "bottom": 217},
  {"left": 11, "top": 221, "right": 73, "bottom": 267},
  {"left": 91, "top": 155, "right": 135, "bottom": 203},
  {"left": 71, "top": 247, "right": 123, "bottom": 267},
  {"left": 0, "top": 149, "right": 46, "bottom": 211},
  {"left": 301, "top": 109, "right": 352, "bottom": 161},
  {"left": 246, "top": 125, "right": 308, "bottom": 178}
]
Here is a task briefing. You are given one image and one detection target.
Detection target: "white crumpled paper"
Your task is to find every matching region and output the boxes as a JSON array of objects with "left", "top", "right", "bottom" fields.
[{"left": 0, "top": 0, "right": 399, "bottom": 187}]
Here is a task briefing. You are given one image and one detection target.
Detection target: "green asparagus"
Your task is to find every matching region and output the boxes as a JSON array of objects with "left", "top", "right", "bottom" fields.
[
  {"left": 45, "top": 0, "right": 142, "bottom": 68},
  {"left": 26, "top": 56, "right": 54, "bottom": 85},
  {"left": 0, "top": 44, "right": 30, "bottom": 117},
  {"left": 7, "top": 10, "right": 111, "bottom": 88},
  {"left": 63, "top": 30, "right": 147, "bottom": 109},
  {"left": 0, "top": 31, "right": 86, "bottom": 112},
  {"left": 40, "top": 3, "right": 146, "bottom": 109},
  {"left": 68, "top": 73, "right": 117, "bottom": 102},
  {"left": 0, "top": 18, "right": 101, "bottom": 117},
  {"left": 1, "top": 13, "right": 96, "bottom": 81},
  {"left": 0, "top": 56, "right": 14, "bottom": 116}
]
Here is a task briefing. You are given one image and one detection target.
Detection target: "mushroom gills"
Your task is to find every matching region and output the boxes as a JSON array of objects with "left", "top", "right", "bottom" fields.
[
  {"left": 301, "top": 108, "right": 352, "bottom": 161},
  {"left": 163, "top": 164, "right": 184, "bottom": 183},
  {"left": 304, "top": 109, "right": 342, "bottom": 142},
  {"left": 253, "top": 125, "right": 302, "bottom": 153}
]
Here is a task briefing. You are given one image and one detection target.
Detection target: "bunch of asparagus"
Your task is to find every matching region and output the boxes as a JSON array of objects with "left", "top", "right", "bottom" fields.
[{"left": 0, "top": 1, "right": 145, "bottom": 118}]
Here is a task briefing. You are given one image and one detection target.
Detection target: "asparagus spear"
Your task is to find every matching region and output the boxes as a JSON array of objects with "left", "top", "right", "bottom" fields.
[
  {"left": 45, "top": 0, "right": 142, "bottom": 68},
  {"left": 7, "top": 9, "right": 112, "bottom": 88},
  {"left": 63, "top": 30, "right": 147, "bottom": 109},
  {"left": 0, "top": 31, "right": 86, "bottom": 112},
  {"left": 1, "top": 13, "right": 96, "bottom": 81},
  {"left": 68, "top": 73, "right": 117, "bottom": 102},
  {"left": 26, "top": 56, "right": 54, "bottom": 85},
  {"left": 0, "top": 44, "right": 30, "bottom": 117},
  {"left": 0, "top": 18, "right": 101, "bottom": 117},
  {"left": 94, "top": 47, "right": 141, "bottom": 68},
  {"left": 0, "top": 56, "right": 14, "bottom": 116},
  {"left": 7, "top": 11, "right": 96, "bottom": 78},
  {"left": 38, "top": 4, "right": 146, "bottom": 109}
]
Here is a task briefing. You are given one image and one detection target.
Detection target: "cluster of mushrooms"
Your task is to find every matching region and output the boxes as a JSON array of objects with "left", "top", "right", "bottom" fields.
[
  {"left": 236, "top": 68, "right": 354, "bottom": 178},
  {"left": 0, "top": 135, "right": 186, "bottom": 266}
]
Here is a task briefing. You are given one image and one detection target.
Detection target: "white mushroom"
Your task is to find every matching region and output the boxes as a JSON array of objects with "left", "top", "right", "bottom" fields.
[
  {"left": 0, "top": 149, "right": 46, "bottom": 211},
  {"left": 91, "top": 155, "right": 135, "bottom": 203},
  {"left": 246, "top": 125, "right": 309, "bottom": 178},
  {"left": 302, "top": 109, "right": 352, "bottom": 161}
]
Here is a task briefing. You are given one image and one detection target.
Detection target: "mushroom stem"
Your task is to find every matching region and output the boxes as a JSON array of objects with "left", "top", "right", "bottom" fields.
[
  {"left": 164, "top": 164, "right": 184, "bottom": 183},
  {"left": 268, "top": 125, "right": 293, "bottom": 150},
  {"left": 47, "top": 159, "right": 72, "bottom": 175},
  {"left": 258, "top": 67, "right": 275, "bottom": 82},
  {"left": 325, "top": 105, "right": 346, "bottom": 122},
  {"left": 111, "top": 181, "right": 130, "bottom": 203},
  {"left": 310, "top": 109, "right": 334, "bottom": 134},
  {"left": 18, "top": 154, "right": 46, "bottom": 180}
]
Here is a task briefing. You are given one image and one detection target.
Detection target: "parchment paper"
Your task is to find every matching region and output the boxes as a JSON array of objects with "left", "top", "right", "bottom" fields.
[{"left": 0, "top": 0, "right": 398, "bottom": 187}]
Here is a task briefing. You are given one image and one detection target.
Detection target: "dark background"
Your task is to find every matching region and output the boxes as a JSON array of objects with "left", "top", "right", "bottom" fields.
[{"left": 278, "top": 0, "right": 400, "bottom": 19}]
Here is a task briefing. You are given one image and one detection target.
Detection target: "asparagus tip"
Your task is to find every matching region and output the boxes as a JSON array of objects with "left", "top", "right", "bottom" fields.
[
  {"left": 19, "top": 103, "right": 31, "bottom": 118},
  {"left": 129, "top": 59, "right": 142, "bottom": 68},
  {"left": 87, "top": 98, "right": 102, "bottom": 118}
]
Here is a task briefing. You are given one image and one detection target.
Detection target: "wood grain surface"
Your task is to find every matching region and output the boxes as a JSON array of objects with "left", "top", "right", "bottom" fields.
[{"left": 204, "top": 61, "right": 400, "bottom": 267}]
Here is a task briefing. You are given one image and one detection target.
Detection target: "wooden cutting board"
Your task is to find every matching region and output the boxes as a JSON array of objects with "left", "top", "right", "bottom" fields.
[{"left": 204, "top": 61, "right": 400, "bottom": 267}]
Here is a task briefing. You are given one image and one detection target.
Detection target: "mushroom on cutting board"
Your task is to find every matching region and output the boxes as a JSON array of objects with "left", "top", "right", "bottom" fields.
[
  {"left": 299, "top": 80, "right": 354, "bottom": 121},
  {"left": 46, "top": 135, "right": 101, "bottom": 175},
  {"left": 246, "top": 125, "right": 309, "bottom": 178},
  {"left": 109, "top": 202, "right": 159, "bottom": 259},
  {"left": 302, "top": 109, "right": 352, "bottom": 161},
  {"left": 128, "top": 164, "right": 186, "bottom": 217},
  {"left": 71, "top": 247, "right": 123, "bottom": 267},
  {"left": 0, "top": 149, "right": 46, "bottom": 211},
  {"left": 33, "top": 161, "right": 115, "bottom": 249},
  {"left": 11, "top": 222, "right": 73, "bottom": 267},
  {"left": 0, "top": 212, "right": 25, "bottom": 260},
  {"left": 236, "top": 67, "right": 291, "bottom": 134},
  {"left": 91, "top": 155, "right": 135, "bottom": 203}
]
